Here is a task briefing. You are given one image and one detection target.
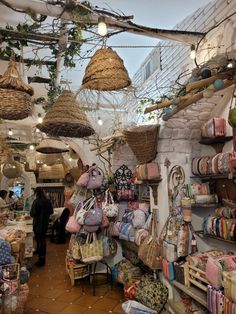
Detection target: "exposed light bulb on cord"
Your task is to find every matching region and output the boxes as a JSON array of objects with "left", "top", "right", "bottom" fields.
[
  {"left": 69, "top": 158, "right": 72, "bottom": 162},
  {"left": 98, "top": 16, "right": 107, "bottom": 36},
  {"left": 8, "top": 128, "right": 13, "bottom": 136},
  {"left": 38, "top": 113, "right": 43, "bottom": 124},
  {"left": 97, "top": 116, "right": 103, "bottom": 126},
  {"left": 190, "top": 44, "right": 196, "bottom": 60},
  {"left": 29, "top": 145, "right": 35, "bottom": 150}
]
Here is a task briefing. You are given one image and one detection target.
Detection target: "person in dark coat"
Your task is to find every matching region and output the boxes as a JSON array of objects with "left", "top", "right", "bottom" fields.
[{"left": 30, "top": 187, "right": 53, "bottom": 267}]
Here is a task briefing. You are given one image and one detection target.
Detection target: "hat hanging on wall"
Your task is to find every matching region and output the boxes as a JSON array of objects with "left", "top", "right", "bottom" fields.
[
  {"left": 36, "top": 138, "right": 69, "bottom": 154},
  {"left": 82, "top": 47, "right": 131, "bottom": 91},
  {"left": 37, "top": 90, "right": 95, "bottom": 138},
  {"left": 0, "top": 58, "right": 34, "bottom": 120}
]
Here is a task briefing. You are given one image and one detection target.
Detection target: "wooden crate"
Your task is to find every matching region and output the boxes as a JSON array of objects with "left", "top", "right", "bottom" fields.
[
  {"left": 185, "top": 262, "right": 209, "bottom": 292},
  {"left": 66, "top": 260, "right": 89, "bottom": 286}
]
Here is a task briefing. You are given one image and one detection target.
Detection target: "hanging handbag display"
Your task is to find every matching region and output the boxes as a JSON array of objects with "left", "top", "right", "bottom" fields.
[
  {"left": 80, "top": 232, "right": 103, "bottom": 264},
  {"left": 101, "top": 229, "right": 118, "bottom": 257},
  {"left": 76, "top": 197, "right": 96, "bottom": 225},
  {"left": 68, "top": 188, "right": 86, "bottom": 208},
  {"left": 138, "top": 210, "right": 162, "bottom": 270},
  {"left": 102, "top": 190, "right": 119, "bottom": 218},
  {"left": 83, "top": 202, "right": 103, "bottom": 227},
  {"left": 136, "top": 163, "right": 161, "bottom": 181}
]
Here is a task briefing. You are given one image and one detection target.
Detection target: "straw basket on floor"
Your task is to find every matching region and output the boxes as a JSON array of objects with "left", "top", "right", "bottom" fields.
[
  {"left": 2, "top": 161, "right": 23, "bottom": 179},
  {"left": 123, "top": 125, "right": 160, "bottom": 164},
  {"left": 82, "top": 47, "right": 131, "bottom": 91},
  {"left": 37, "top": 90, "right": 95, "bottom": 138},
  {"left": 36, "top": 138, "right": 69, "bottom": 154},
  {"left": 38, "top": 163, "right": 65, "bottom": 180},
  {"left": 0, "top": 59, "right": 34, "bottom": 120}
]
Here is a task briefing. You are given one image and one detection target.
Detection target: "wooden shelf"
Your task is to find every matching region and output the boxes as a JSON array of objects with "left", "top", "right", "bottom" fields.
[
  {"left": 191, "top": 174, "right": 233, "bottom": 180},
  {"left": 191, "top": 203, "right": 219, "bottom": 210},
  {"left": 195, "top": 230, "right": 236, "bottom": 245},
  {"left": 199, "top": 136, "right": 233, "bottom": 153},
  {"left": 172, "top": 280, "right": 207, "bottom": 307},
  {"left": 36, "top": 182, "right": 64, "bottom": 187}
]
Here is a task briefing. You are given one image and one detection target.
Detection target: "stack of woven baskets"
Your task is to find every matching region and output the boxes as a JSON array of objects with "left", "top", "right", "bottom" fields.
[{"left": 0, "top": 58, "right": 34, "bottom": 120}]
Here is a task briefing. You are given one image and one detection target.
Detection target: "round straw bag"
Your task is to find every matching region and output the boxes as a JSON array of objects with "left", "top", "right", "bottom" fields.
[
  {"left": 82, "top": 47, "right": 131, "bottom": 91},
  {"left": 36, "top": 138, "right": 69, "bottom": 154},
  {"left": 0, "top": 59, "right": 34, "bottom": 120},
  {"left": 37, "top": 90, "right": 95, "bottom": 138},
  {"left": 2, "top": 161, "right": 23, "bottom": 179},
  {"left": 123, "top": 125, "right": 160, "bottom": 164}
]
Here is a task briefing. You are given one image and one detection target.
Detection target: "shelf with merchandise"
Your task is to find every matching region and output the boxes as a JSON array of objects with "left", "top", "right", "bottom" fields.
[
  {"left": 195, "top": 230, "right": 236, "bottom": 245},
  {"left": 199, "top": 136, "right": 233, "bottom": 154}
]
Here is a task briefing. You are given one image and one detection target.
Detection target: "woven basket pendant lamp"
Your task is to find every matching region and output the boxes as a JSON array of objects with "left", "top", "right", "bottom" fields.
[
  {"left": 37, "top": 90, "right": 95, "bottom": 138},
  {"left": 82, "top": 47, "right": 131, "bottom": 91},
  {"left": 0, "top": 58, "right": 34, "bottom": 120},
  {"left": 36, "top": 138, "right": 69, "bottom": 154}
]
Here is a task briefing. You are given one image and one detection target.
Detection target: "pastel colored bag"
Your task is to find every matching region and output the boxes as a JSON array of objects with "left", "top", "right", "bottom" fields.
[
  {"left": 119, "top": 223, "right": 135, "bottom": 242},
  {"left": 102, "top": 190, "right": 119, "bottom": 218},
  {"left": 132, "top": 209, "right": 147, "bottom": 229},
  {"left": 122, "top": 300, "right": 156, "bottom": 314},
  {"left": 223, "top": 270, "right": 236, "bottom": 303},
  {"left": 109, "top": 222, "right": 121, "bottom": 237},
  {"left": 101, "top": 211, "right": 110, "bottom": 228},
  {"left": 138, "top": 211, "right": 162, "bottom": 270},
  {"left": 201, "top": 117, "right": 226, "bottom": 138},
  {"left": 77, "top": 171, "right": 90, "bottom": 187},
  {"left": 135, "top": 274, "right": 168, "bottom": 313},
  {"left": 136, "top": 163, "right": 160, "bottom": 181},
  {"left": 101, "top": 230, "right": 117, "bottom": 257},
  {"left": 86, "top": 165, "right": 104, "bottom": 190},
  {"left": 117, "top": 189, "right": 134, "bottom": 201},
  {"left": 76, "top": 197, "right": 95, "bottom": 225},
  {"left": 0, "top": 240, "right": 12, "bottom": 265},
  {"left": 66, "top": 204, "right": 82, "bottom": 233},
  {"left": 68, "top": 188, "right": 86, "bottom": 208},
  {"left": 80, "top": 232, "right": 103, "bottom": 264},
  {"left": 84, "top": 198, "right": 102, "bottom": 227}
]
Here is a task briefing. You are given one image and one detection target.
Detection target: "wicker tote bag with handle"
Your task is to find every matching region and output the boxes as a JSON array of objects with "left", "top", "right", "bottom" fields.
[{"left": 138, "top": 210, "right": 162, "bottom": 270}]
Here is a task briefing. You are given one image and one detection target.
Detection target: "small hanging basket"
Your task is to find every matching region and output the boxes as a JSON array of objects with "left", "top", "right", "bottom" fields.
[
  {"left": 123, "top": 125, "right": 160, "bottom": 164},
  {"left": 2, "top": 160, "right": 23, "bottom": 179},
  {"left": 0, "top": 59, "right": 34, "bottom": 120},
  {"left": 37, "top": 90, "right": 95, "bottom": 138},
  {"left": 82, "top": 47, "right": 131, "bottom": 91},
  {"left": 36, "top": 138, "right": 69, "bottom": 154}
]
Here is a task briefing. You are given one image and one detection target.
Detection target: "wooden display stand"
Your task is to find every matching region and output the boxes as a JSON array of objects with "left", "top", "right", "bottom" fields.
[
  {"left": 184, "top": 263, "right": 209, "bottom": 292},
  {"left": 66, "top": 260, "right": 89, "bottom": 286}
]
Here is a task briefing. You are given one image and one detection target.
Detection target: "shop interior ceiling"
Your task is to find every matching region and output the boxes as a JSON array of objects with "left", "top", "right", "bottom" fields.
[{"left": 0, "top": 0, "right": 212, "bottom": 157}]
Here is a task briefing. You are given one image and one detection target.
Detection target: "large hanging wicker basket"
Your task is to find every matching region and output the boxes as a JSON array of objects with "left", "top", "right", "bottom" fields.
[
  {"left": 36, "top": 138, "right": 69, "bottom": 154},
  {"left": 0, "top": 59, "right": 34, "bottom": 120},
  {"left": 2, "top": 161, "right": 23, "bottom": 179},
  {"left": 82, "top": 47, "right": 131, "bottom": 91},
  {"left": 123, "top": 125, "right": 160, "bottom": 164},
  {"left": 37, "top": 90, "right": 95, "bottom": 138},
  {"left": 35, "top": 152, "right": 64, "bottom": 166},
  {"left": 38, "top": 163, "right": 65, "bottom": 180}
]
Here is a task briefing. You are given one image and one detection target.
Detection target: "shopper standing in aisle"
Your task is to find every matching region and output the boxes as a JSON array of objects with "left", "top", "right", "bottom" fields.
[{"left": 30, "top": 187, "right": 53, "bottom": 267}]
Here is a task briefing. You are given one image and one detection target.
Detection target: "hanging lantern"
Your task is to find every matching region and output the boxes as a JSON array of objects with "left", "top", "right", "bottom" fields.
[
  {"left": 36, "top": 138, "right": 69, "bottom": 154},
  {"left": 82, "top": 47, "right": 131, "bottom": 91},
  {"left": 35, "top": 152, "right": 64, "bottom": 166},
  {"left": 0, "top": 59, "right": 34, "bottom": 120},
  {"left": 2, "top": 161, "right": 22, "bottom": 179},
  {"left": 37, "top": 90, "right": 95, "bottom": 138}
]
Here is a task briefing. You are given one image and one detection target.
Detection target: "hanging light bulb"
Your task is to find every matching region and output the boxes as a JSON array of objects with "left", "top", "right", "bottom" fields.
[
  {"left": 98, "top": 16, "right": 107, "bottom": 36},
  {"left": 8, "top": 128, "right": 13, "bottom": 136},
  {"left": 29, "top": 145, "right": 35, "bottom": 150},
  {"left": 38, "top": 113, "right": 43, "bottom": 124},
  {"left": 69, "top": 157, "right": 72, "bottom": 162},
  {"left": 35, "top": 128, "right": 40, "bottom": 133},
  {"left": 97, "top": 116, "right": 103, "bottom": 126},
  {"left": 190, "top": 45, "right": 196, "bottom": 60}
]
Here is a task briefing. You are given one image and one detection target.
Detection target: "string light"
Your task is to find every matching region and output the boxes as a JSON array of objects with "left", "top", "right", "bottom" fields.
[
  {"left": 190, "top": 44, "right": 196, "bottom": 59},
  {"left": 69, "top": 158, "right": 72, "bottom": 162},
  {"left": 97, "top": 117, "right": 103, "bottom": 126},
  {"left": 37, "top": 113, "right": 43, "bottom": 124},
  {"left": 98, "top": 17, "right": 107, "bottom": 36},
  {"left": 8, "top": 128, "right": 13, "bottom": 136},
  {"left": 29, "top": 145, "right": 35, "bottom": 150},
  {"left": 35, "top": 128, "right": 40, "bottom": 133}
]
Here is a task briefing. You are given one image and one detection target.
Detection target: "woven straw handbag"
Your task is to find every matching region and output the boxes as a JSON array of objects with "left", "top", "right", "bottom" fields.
[
  {"left": 0, "top": 58, "right": 33, "bottom": 120},
  {"left": 123, "top": 125, "right": 159, "bottom": 164},
  {"left": 2, "top": 161, "right": 23, "bottom": 179}
]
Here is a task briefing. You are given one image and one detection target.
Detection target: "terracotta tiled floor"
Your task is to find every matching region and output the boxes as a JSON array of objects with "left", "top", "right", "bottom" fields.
[{"left": 25, "top": 240, "right": 124, "bottom": 314}]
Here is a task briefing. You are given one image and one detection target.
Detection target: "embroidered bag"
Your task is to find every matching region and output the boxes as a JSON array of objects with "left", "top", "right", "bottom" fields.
[
  {"left": 65, "top": 203, "right": 82, "bottom": 233},
  {"left": 86, "top": 165, "right": 104, "bottom": 190},
  {"left": 102, "top": 190, "right": 119, "bottom": 218},
  {"left": 80, "top": 232, "right": 103, "bottom": 264},
  {"left": 136, "top": 163, "right": 160, "bottom": 181},
  {"left": 0, "top": 240, "right": 12, "bottom": 265},
  {"left": 76, "top": 197, "right": 95, "bottom": 225},
  {"left": 132, "top": 209, "right": 147, "bottom": 229}
]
